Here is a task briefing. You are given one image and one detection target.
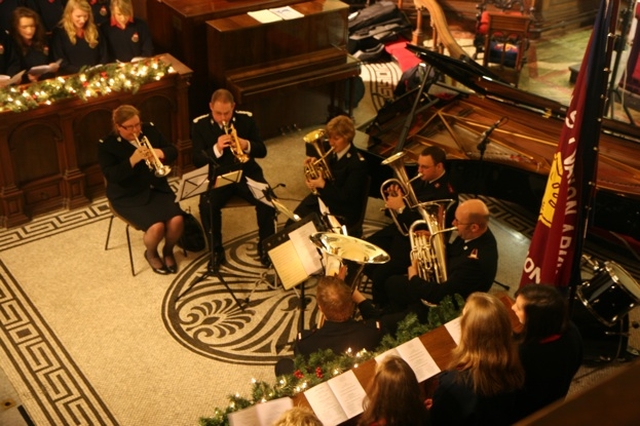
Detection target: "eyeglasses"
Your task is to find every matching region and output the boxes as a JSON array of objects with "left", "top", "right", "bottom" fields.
[
  {"left": 119, "top": 122, "right": 142, "bottom": 131},
  {"left": 453, "top": 217, "right": 475, "bottom": 226}
]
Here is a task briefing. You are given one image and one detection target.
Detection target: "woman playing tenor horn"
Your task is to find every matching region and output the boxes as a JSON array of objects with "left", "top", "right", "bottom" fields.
[{"left": 98, "top": 105, "right": 184, "bottom": 275}]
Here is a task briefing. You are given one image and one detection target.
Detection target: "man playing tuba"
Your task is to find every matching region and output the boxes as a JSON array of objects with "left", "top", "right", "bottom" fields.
[
  {"left": 366, "top": 146, "right": 458, "bottom": 308},
  {"left": 289, "top": 115, "right": 369, "bottom": 237}
]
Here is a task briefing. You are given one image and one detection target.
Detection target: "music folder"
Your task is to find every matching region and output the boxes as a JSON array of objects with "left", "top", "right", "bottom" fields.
[
  {"left": 263, "top": 214, "right": 324, "bottom": 289},
  {"left": 175, "top": 164, "right": 209, "bottom": 202},
  {"left": 214, "top": 169, "right": 243, "bottom": 188}
]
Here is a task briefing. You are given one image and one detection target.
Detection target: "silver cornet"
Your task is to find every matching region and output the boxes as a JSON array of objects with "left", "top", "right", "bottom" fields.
[{"left": 135, "top": 135, "right": 172, "bottom": 177}]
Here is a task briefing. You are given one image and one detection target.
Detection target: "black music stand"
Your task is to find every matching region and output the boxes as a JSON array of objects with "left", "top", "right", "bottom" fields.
[
  {"left": 176, "top": 162, "right": 244, "bottom": 309},
  {"left": 262, "top": 213, "right": 324, "bottom": 334}
]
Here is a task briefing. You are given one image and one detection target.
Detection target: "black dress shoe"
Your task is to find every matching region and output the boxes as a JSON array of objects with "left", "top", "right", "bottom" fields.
[
  {"left": 163, "top": 253, "right": 178, "bottom": 274},
  {"left": 144, "top": 250, "right": 170, "bottom": 275}
]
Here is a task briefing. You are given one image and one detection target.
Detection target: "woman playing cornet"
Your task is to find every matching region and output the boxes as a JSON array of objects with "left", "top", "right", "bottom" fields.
[{"left": 98, "top": 105, "right": 184, "bottom": 275}]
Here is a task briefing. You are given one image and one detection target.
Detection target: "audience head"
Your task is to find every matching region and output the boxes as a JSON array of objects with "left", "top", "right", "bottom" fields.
[
  {"left": 513, "top": 284, "right": 568, "bottom": 344},
  {"left": 316, "top": 276, "right": 354, "bottom": 322},
  {"left": 453, "top": 199, "right": 490, "bottom": 240},
  {"left": 272, "top": 407, "right": 323, "bottom": 426},
  {"left": 359, "top": 355, "right": 429, "bottom": 426},
  {"left": 451, "top": 292, "right": 523, "bottom": 396},
  {"left": 418, "top": 146, "right": 446, "bottom": 182},
  {"left": 11, "top": 7, "right": 47, "bottom": 54},
  {"left": 209, "top": 89, "right": 236, "bottom": 126},
  {"left": 326, "top": 115, "right": 355, "bottom": 152},
  {"left": 112, "top": 104, "right": 142, "bottom": 140},
  {"left": 110, "top": 0, "right": 134, "bottom": 27},
  {"left": 61, "top": 0, "right": 99, "bottom": 47}
]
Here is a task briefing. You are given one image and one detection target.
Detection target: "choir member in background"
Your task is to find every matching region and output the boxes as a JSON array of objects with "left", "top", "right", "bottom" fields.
[
  {"left": 25, "top": 0, "right": 66, "bottom": 34},
  {"left": 101, "top": 0, "right": 153, "bottom": 63},
  {"left": 10, "top": 7, "right": 59, "bottom": 83},
  {"left": 90, "top": 0, "right": 111, "bottom": 27},
  {"left": 52, "top": 0, "right": 108, "bottom": 75}
]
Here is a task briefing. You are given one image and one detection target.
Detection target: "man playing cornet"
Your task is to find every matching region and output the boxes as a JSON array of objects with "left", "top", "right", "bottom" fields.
[{"left": 192, "top": 89, "right": 275, "bottom": 268}]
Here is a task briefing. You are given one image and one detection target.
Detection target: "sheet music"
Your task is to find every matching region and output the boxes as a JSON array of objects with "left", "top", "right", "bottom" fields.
[
  {"left": 396, "top": 338, "right": 441, "bottom": 382},
  {"left": 28, "top": 59, "right": 61, "bottom": 77},
  {"left": 175, "top": 164, "right": 209, "bottom": 202},
  {"left": 214, "top": 169, "right": 242, "bottom": 188},
  {"left": 445, "top": 316, "right": 462, "bottom": 345},
  {"left": 375, "top": 339, "right": 441, "bottom": 382},
  {"left": 268, "top": 242, "right": 308, "bottom": 290},
  {"left": 248, "top": 9, "right": 282, "bottom": 23},
  {"left": 304, "top": 382, "right": 347, "bottom": 426},
  {"left": 0, "top": 70, "right": 25, "bottom": 87},
  {"left": 288, "top": 221, "right": 323, "bottom": 275},
  {"left": 245, "top": 176, "right": 272, "bottom": 207},
  {"left": 269, "top": 6, "right": 304, "bottom": 20},
  {"left": 325, "top": 370, "right": 367, "bottom": 419}
]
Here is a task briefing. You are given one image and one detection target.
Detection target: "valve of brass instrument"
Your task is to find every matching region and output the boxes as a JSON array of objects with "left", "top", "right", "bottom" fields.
[
  {"left": 222, "top": 121, "right": 249, "bottom": 163},
  {"left": 303, "top": 129, "right": 333, "bottom": 195}
]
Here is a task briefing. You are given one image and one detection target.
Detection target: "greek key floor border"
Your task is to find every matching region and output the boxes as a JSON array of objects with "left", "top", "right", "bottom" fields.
[{"left": 0, "top": 259, "right": 118, "bottom": 425}]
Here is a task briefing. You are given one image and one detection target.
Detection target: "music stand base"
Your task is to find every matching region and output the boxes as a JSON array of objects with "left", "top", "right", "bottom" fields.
[{"left": 177, "top": 267, "right": 245, "bottom": 310}]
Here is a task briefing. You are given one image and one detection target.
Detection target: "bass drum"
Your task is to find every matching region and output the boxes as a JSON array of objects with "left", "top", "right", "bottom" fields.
[{"left": 577, "top": 261, "right": 640, "bottom": 327}]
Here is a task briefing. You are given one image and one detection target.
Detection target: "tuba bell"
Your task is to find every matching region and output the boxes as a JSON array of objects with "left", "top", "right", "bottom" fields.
[
  {"left": 304, "top": 129, "right": 334, "bottom": 195},
  {"left": 380, "top": 152, "right": 421, "bottom": 235},
  {"left": 135, "top": 135, "right": 172, "bottom": 177},
  {"left": 409, "top": 199, "right": 456, "bottom": 284}
]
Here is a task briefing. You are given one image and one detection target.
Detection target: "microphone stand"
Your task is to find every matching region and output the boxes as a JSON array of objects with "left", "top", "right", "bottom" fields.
[
  {"left": 176, "top": 154, "right": 244, "bottom": 310},
  {"left": 475, "top": 117, "right": 506, "bottom": 198}
]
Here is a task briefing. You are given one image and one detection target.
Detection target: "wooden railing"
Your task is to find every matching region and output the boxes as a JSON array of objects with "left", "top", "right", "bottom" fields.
[{"left": 0, "top": 54, "right": 193, "bottom": 228}]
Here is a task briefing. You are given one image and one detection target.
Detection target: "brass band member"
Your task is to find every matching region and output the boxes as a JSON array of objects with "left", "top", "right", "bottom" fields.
[
  {"left": 192, "top": 89, "right": 275, "bottom": 268},
  {"left": 98, "top": 105, "right": 184, "bottom": 274},
  {"left": 383, "top": 199, "right": 498, "bottom": 317},
  {"left": 366, "top": 146, "right": 458, "bottom": 307},
  {"left": 290, "top": 115, "right": 369, "bottom": 237}
]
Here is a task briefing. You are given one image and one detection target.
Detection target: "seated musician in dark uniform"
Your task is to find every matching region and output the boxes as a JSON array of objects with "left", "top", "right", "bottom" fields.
[
  {"left": 101, "top": 0, "right": 153, "bottom": 63},
  {"left": 275, "top": 276, "right": 383, "bottom": 376},
  {"left": 290, "top": 115, "right": 369, "bottom": 237},
  {"left": 382, "top": 199, "right": 498, "bottom": 318},
  {"left": 192, "top": 89, "right": 275, "bottom": 268},
  {"left": 366, "top": 145, "right": 458, "bottom": 308},
  {"left": 98, "top": 104, "right": 184, "bottom": 275}
]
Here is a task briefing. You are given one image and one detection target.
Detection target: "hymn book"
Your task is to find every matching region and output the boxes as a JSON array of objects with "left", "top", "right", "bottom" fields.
[
  {"left": 303, "top": 369, "right": 367, "bottom": 426},
  {"left": 227, "top": 397, "right": 293, "bottom": 426},
  {"left": 375, "top": 337, "right": 441, "bottom": 382},
  {"left": 445, "top": 316, "right": 462, "bottom": 345}
]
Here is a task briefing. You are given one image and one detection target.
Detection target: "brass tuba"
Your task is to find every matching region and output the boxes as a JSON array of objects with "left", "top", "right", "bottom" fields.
[
  {"left": 222, "top": 121, "right": 249, "bottom": 163},
  {"left": 304, "top": 129, "right": 334, "bottom": 195},
  {"left": 409, "top": 199, "right": 456, "bottom": 284},
  {"left": 134, "top": 135, "right": 172, "bottom": 177},
  {"left": 380, "top": 152, "right": 422, "bottom": 235}
]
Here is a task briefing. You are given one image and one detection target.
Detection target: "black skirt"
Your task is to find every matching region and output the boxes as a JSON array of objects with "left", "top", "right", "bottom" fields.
[{"left": 112, "top": 190, "right": 182, "bottom": 231}]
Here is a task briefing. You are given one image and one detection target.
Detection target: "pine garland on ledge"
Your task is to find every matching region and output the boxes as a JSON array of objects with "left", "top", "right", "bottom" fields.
[
  {"left": 198, "top": 294, "right": 464, "bottom": 426},
  {"left": 0, "top": 58, "right": 174, "bottom": 113}
]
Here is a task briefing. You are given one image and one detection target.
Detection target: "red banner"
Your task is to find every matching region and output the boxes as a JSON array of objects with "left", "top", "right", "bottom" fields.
[{"left": 520, "top": 0, "right": 614, "bottom": 288}]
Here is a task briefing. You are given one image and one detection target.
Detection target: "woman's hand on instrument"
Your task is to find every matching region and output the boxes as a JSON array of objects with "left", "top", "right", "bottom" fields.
[
  {"left": 153, "top": 148, "right": 165, "bottom": 160},
  {"left": 130, "top": 146, "right": 149, "bottom": 166}
]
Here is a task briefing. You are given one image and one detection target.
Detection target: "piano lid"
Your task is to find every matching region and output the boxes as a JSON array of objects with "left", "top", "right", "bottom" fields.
[{"left": 406, "top": 44, "right": 569, "bottom": 119}]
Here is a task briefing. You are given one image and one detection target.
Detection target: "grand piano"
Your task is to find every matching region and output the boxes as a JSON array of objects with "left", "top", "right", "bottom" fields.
[{"left": 360, "top": 45, "right": 640, "bottom": 242}]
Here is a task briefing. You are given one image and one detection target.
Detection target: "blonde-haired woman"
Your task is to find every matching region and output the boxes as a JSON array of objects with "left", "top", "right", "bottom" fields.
[
  {"left": 429, "top": 292, "right": 525, "bottom": 425},
  {"left": 101, "top": 0, "right": 153, "bottom": 63},
  {"left": 52, "top": 0, "right": 108, "bottom": 75},
  {"left": 359, "top": 356, "right": 430, "bottom": 426}
]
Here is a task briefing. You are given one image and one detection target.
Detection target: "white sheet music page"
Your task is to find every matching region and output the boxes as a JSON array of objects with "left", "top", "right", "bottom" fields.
[
  {"left": 326, "top": 370, "right": 367, "bottom": 419},
  {"left": 445, "top": 316, "right": 462, "bottom": 346},
  {"left": 268, "top": 242, "right": 308, "bottom": 290},
  {"left": 396, "top": 338, "right": 441, "bottom": 382},
  {"left": 227, "top": 396, "right": 293, "bottom": 426},
  {"left": 304, "top": 381, "right": 348, "bottom": 426},
  {"left": 288, "top": 221, "right": 323, "bottom": 275},
  {"left": 248, "top": 9, "right": 282, "bottom": 23}
]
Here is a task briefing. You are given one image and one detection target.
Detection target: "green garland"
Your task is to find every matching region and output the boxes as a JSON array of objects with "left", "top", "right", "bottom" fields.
[
  {"left": 199, "top": 294, "right": 464, "bottom": 426},
  {"left": 0, "top": 58, "right": 173, "bottom": 113}
]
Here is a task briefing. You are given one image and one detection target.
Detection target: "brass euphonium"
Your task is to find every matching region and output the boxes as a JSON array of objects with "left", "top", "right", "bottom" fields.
[
  {"left": 222, "top": 121, "right": 249, "bottom": 163},
  {"left": 134, "top": 135, "right": 172, "bottom": 177},
  {"left": 380, "top": 152, "right": 422, "bottom": 236},
  {"left": 409, "top": 199, "right": 456, "bottom": 284},
  {"left": 304, "top": 129, "right": 334, "bottom": 195}
]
